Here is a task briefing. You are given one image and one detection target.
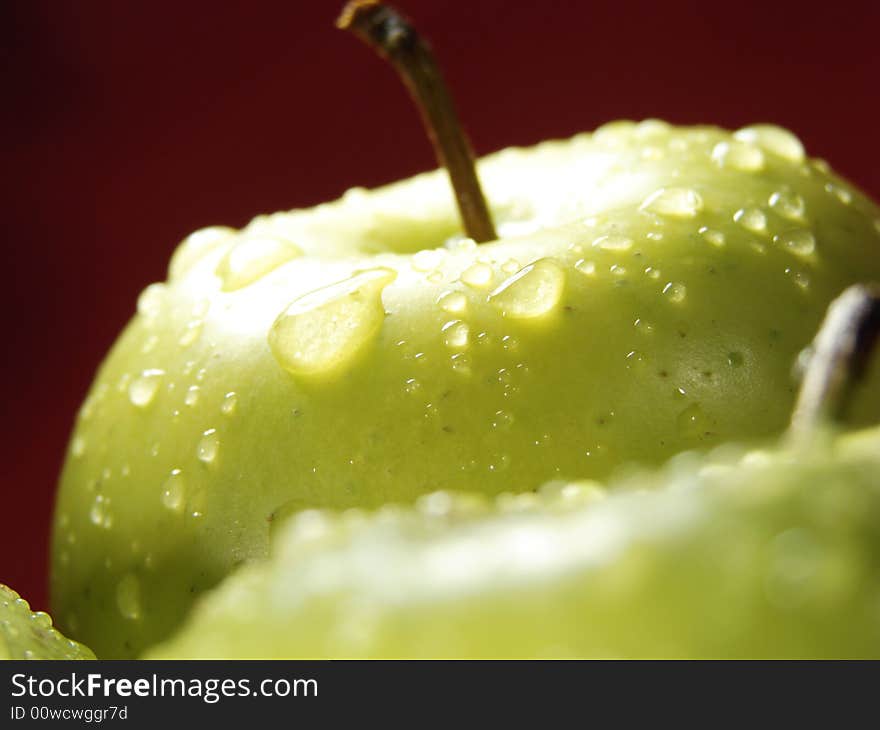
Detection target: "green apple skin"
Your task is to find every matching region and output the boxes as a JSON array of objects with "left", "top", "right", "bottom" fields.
[
  {"left": 52, "top": 121, "right": 880, "bottom": 658},
  {"left": 1, "top": 585, "right": 95, "bottom": 660},
  {"left": 148, "top": 426, "right": 880, "bottom": 659}
]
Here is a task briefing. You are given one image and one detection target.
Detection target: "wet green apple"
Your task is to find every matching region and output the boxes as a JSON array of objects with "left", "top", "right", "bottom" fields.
[
  {"left": 148, "top": 425, "right": 880, "bottom": 659},
  {"left": 53, "top": 121, "right": 880, "bottom": 657},
  {"left": 1, "top": 585, "right": 95, "bottom": 660}
]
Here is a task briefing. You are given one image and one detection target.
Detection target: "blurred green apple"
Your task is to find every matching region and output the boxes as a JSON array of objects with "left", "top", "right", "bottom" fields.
[
  {"left": 1, "top": 585, "right": 94, "bottom": 660},
  {"left": 52, "top": 121, "right": 880, "bottom": 657},
  {"left": 148, "top": 424, "right": 880, "bottom": 659}
]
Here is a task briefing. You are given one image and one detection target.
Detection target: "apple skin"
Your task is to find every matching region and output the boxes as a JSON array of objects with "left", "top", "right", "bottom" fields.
[
  {"left": 1, "top": 584, "right": 95, "bottom": 660},
  {"left": 52, "top": 121, "right": 880, "bottom": 658},
  {"left": 147, "top": 426, "right": 880, "bottom": 659}
]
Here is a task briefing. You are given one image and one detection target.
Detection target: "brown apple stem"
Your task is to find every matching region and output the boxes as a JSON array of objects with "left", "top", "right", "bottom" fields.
[
  {"left": 337, "top": 1, "right": 497, "bottom": 243},
  {"left": 788, "top": 283, "right": 880, "bottom": 444}
]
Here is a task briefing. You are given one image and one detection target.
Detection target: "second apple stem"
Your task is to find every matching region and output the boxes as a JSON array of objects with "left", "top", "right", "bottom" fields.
[{"left": 789, "top": 283, "right": 880, "bottom": 443}]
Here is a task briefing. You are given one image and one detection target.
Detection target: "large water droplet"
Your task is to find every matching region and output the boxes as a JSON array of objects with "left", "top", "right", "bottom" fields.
[
  {"left": 442, "top": 320, "right": 470, "bottom": 349},
  {"left": 161, "top": 469, "right": 186, "bottom": 512},
  {"left": 734, "top": 207, "right": 768, "bottom": 235},
  {"left": 774, "top": 229, "right": 816, "bottom": 258},
  {"left": 197, "top": 428, "right": 220, "bottom": 464},
  {"left": 269, "top": 268, "right": 396, "bottom": 377},
  {"left": 768, "top": 190, "right": 806, "bottom": 222},
  {"left": 711, "top": 140, "right": 765, "bottom": 171},
  {"left": 217, "top": 237, "right": 302, "bottom": 291},
  {"left": 116, "top": 574, "right": 142, "bottom": 620},
  {"left": 734, "top": 125, "right": 805, "bottom": 163},
  {"left": 128, "top": 369, "right": 165, "bottom": 408},
  {"left": 488, "top": 258, "right": 565, "bottom": 318},
  {"left": 640, "top": 187, "right": 703, "bottom": 218}
]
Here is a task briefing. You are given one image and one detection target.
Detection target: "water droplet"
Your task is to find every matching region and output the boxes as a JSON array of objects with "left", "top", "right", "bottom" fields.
[
  {"left": 269, "top": 268, "right": 397, "bottom": 377},
  {"left": 727, "top": 351, "right": 744, "bottom": 367},
  {"left": 768, "top": 190, "right": 806, "bottom": 222},
  {"left": 404, "top": 378, "right": 421, "bottom": 395},
  {"left": 646, "top": 230, "right": 663, "bottom": 241},
  {"left": 734, "top": 207, "right": 768, "bottom": 235},
  {"left": 774, "top": 229, "right": 816, "bottom": 257},
  {"left": 575, "top": 259, "right": 596, "bottom": 276},
  {"left": 676, "top": 403, "right": 707, "bottom": 436},
  {"left": 412, "top": 248, "right": 447, "bottom": 272},
  {"left": 610, "top": 264, "right": 627, "bottom": 277},
  {"left": 711, "top": 140, "right": 765, "bottom": 171},
  {"left": 184, "top": 385, "right": 200, "bottom": 407},
  {"left": 644, "top": 267, "right": 661, "bottom": 280},
  {"left": 141, "top": 334, "right": 159, "bottom": 354},
  {"left": 221, "top": 391, "right": 238, "bottom": 416},
  {"left": 137, "top": 283, "right": 167, "bottom": 319},
  {"left": 634, "top": 317, "right": 654, "bottom": 334},
  {"left": 89, "top": 495, "right": 108, "bottom": 526},
  {"left": 128, "top": 369, "right": 165, "bottom": 408},
  {"left": 161, "top": 470, "right": 185, "bottom": 512},
  {"left": 442, "top": 320, "right": 470, "bottom": 349},
  {"left": 116, "top": 574, "right": 142, "bottom": 620},
  {"left": 450, "top": 353, "right": 471, "bottom": 375},
  {"left": 640, "top": 187, "right": 703, "bottom": 218},
  {"left": 699, "top": 227, "right": 725, "bottom": 247},
  {"left": 501, "top": 335, "right": 519, "bottom": 351},
  {"left": 197, "top": 429, "right": 219, "bottom": 464},
  {"left": 662, "top": 282, "right": 687, "bottom": 303},
  {"left": 625, "top": 350, "right": 647, "bottom": 369},
  {"left": 492, "top": 410, "right": 514, "bottom": 430},
  {"left": 824, "top": 182, "right": 852, "bottom": 205},
  {"left": 169, "top": 226, "right": 236, "bottom": 280},
  {"left": 460, "top": 262, "right": 494, "bottom": 288},
  {"left": 734, "top": 125, "right": 805, "bottom": 163},
  {"left": 488, "top": 258, "right": 565, "bottom": 318},
  {"left": 437, "top": 290, "right": 467, "bottom": 314},
  {"left": 784, "top": 266, "right": 811, "bottom": 291},
  {"left": 764, "top": 528, "right": 822, "bottom": 610},
  {"left": 592, "top": 234, "right": 633, "bottom": 251},
  {"left": 179, "top": 319, "right": 203, "bottom": 347},
  {"left": 501, "top": 259, "right": 521, "bottom": 274},
  {"left": 71, "top": 435, "right": 86, "bottom": 458}
]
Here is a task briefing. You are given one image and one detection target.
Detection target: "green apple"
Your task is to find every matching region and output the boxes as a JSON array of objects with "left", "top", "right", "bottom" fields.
[
  {"left": 53, "top": 121, "right": 880, "bottom": 658},
  {"left": 147, "top": 424, "right": 880, "bottom": 659},
  {"left": 1, "top": 584, "right": 95, "bottom": 660}
]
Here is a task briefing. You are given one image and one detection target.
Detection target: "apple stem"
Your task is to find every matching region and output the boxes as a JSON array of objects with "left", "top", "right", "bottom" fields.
[
  {"left": 337, "top": 1, "right": 497, "bottom": 243},
  {"left": 788, "top": 283, "right": 880, "bottom": 443}
]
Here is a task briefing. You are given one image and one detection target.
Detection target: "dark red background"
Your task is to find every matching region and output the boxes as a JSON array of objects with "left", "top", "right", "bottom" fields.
[{"left": 3, "top": 0, "right": 879, "bottom": 613}]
